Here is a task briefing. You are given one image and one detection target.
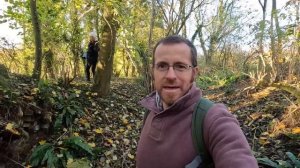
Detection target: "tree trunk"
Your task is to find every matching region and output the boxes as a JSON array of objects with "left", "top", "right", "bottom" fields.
[
  {"left": 270, "top": 0, "right": 277, "bottom": 82},
  {"left": 272, "top": 0, "right": 284, "bottom": 81},
  {"left": 93, "top": 6, "right": 118, "bottom": 97},
  {"left": 142, "top": 0, "right": 156, "bottom": 93},
  {"left": 70, "top": 16, "right": 81, "bottom": 78},
  {"left": 196, "top": 24, "right": 208, "bottom": 60},
  {"left": 180, "top": 0, "right": 187, "bottom": 37},
  {"left": 30, "top": 0, "right": 42, "bottom": 80},
  {"left": 296, "top": 1, "right": 300, "bottom": 56},
  {"left": 44, "top": 49, "right": 55, "bottom": 79},
  {"left": 207, "top": 36, "right": 217, "bottom": 65},
  {"left": 258, "top": 0, "right": 267, "bottom": 74}
]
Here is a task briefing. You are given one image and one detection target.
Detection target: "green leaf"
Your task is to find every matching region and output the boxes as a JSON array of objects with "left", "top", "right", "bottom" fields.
[
  {"left": 63, "top": 150, "right": 73, "bottom": 161},
  {"left": 54, "top": 113, "right": 64, "bottom": 130},
  {"left": 30, "top": 143, "right": 54, "bottom": 167},
  {"left": 276, "top": 160, "right": 293, "bottom": 168},
  {"left": 46, "top": 152, "right": 58, "bottom": 168},
  {"left": 65, "top": 113, "right": 72, "bottom": 127},
  {"left": 41, "top": 147, "right": 53, "bottom": 165},
  {"left": 64, "top": 136, "right": 93, "bottom": 156},
  {"left": 257, "top": 157, "right": 278, "bottom": 167},
  {"left": 286, "top": 152, "right": 300, "bottom": 166}
]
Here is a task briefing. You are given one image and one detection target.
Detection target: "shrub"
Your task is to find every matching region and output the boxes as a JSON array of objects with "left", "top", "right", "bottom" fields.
[
  {"left": 257, "top": 152, "right": 300, "bottom": 168},
  {"left": 30, "top": 136, "right": 94, "bottom": 168}
]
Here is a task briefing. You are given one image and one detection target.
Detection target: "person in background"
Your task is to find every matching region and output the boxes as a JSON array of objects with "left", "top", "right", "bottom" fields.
[
  {"left": 136, "top": 35, "right": 258, "bottom": 168},
  {"left": 85, "top": 32, "right": 99, "bottom": 81}
]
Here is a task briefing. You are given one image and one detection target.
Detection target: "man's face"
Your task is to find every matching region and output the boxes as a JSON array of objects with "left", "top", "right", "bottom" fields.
[{"left": 153, "top": 43, "right": 198, "bottom": 108}]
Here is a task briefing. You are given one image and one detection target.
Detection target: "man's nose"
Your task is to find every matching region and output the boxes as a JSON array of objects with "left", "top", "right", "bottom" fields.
[{"left": 165, "top": 67, "right": 177, "bottom": 80}]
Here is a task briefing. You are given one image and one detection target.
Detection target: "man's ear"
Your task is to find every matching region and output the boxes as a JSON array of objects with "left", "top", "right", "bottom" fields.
[{"left": 191, "top": 66, "right": 199, "bottom": 82}]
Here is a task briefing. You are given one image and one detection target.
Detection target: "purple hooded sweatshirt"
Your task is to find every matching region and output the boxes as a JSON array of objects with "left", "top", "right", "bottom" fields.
[{"left": 136, "top": 84, "right": 258, "bottom": 168}]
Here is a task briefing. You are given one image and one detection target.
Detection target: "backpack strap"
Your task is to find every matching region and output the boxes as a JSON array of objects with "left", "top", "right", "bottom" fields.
[
  {"left": 142, "top": 110, "right": 150, "bottom": 127},
  {"left": 192, "top": 98, "right": 214, "bottom": 167}
]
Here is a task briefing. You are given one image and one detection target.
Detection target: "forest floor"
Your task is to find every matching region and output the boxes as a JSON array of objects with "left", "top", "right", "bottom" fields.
[{"left": 0, "top": 75, "right": 299, "bottom": 167}]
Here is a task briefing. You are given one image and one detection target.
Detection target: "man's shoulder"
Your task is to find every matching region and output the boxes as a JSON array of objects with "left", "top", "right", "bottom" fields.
[{"left": 205, "top": 103, "right": 233, "bottom": 122}]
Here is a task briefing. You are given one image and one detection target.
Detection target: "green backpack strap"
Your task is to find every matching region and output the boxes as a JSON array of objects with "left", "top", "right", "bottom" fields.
[
  {"left": 192, "top": 98, "right": 214, "bottom": 167},
  {"left": 142, "top": 110, "right": 150, "bottom": 126}
]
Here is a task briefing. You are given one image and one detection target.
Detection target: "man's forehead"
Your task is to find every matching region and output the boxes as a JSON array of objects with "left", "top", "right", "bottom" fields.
[{"left": 155, "top": 43, "right": 190, "bottom": 55}]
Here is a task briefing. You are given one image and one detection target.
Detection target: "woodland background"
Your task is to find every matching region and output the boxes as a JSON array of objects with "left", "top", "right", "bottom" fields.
[{"left": 0, "top": 0, "right": 299, "bottom": 167}]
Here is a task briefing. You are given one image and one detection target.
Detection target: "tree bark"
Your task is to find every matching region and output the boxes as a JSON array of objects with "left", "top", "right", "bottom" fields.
[
  {"left": 258, "top": 0, "right": 267, "bottom": 74},
  {"left": 142, "top": 0, "right": 156, "bottom": 93},
  {"left": 271, "top": 0, "right": 284, "bottom": 81},
  {"left": 30, "top": 0, "right": 42, "bottom": 80},
  {"left": 296, "top": 1, "right": 300, "bottom": 55},
  {"left": 93, "top": 6, "right": 118, "bottom": 97},
  {"left": 270, "top": 0, "right": 277, "bottom": 82}
]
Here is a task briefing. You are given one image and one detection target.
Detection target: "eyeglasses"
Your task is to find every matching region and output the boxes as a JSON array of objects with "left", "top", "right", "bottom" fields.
[{"left": 154, "top": 62, "right": 194, "bottom": 72}]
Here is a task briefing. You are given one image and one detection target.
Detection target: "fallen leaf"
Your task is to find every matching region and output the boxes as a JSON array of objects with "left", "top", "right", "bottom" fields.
[
  {"left": 93, "top": 128, "right": 103, "bottom": 134},
  {"left": 39, "top": 140, "right": 46, "bottom": 145},
  {"left": 292, "top": 127, "right": 300, "bottom": 134},
  {"left": 122, "top": 118, "right": 129, "bottom": 125},
  {"left": 250, "top": 112, "right": 262, "bottom": 120},
  {"left": 123, "top": 138, "right": 130, "bottom": 145},
  {"left": 67, "top": 158, "right": 74, "bottom": 165},
  {"left": 88, "top": 143, "right": 96, "bottom": 148},
  {"left": 128, "top": 153, "right": 135, "bottom": 159},
  {"left": 107, "top": 138, "right": 113, "bottom": 144},
  {"left": 5, "top": 123, "right": 20, "bottom": 135}
]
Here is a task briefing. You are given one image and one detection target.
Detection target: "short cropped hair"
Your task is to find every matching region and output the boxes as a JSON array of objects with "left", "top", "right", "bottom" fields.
[{"left": 152, "top": 35, "right": 197, "bottom": 67}]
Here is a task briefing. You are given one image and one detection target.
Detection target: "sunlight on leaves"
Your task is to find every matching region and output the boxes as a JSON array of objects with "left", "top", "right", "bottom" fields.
[{"left": 5, "top": 123, "right": 20, "bottom": 135}]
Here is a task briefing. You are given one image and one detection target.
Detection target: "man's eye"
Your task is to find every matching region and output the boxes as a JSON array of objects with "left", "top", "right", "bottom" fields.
[
  {"left": 174, "top": 64, "right": 187, "bottom": 70},
  {"left": 157, "top": 63, "right": 168, "bottom": 69}
]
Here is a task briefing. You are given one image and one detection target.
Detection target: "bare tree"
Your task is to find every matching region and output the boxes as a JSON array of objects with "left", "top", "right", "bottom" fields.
[
  {"left": 156, "top": 0, "right": 206, "bottom": 35},
  {"left": 194, "top": 0, "right": 242, "bottom": 65}
]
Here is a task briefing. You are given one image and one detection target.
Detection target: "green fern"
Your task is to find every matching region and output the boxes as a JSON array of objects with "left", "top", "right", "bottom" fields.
[
  {"left": 257, "top": 157, "right": 278, "bottom": 167},
  {"left": 257, "top": 152, "right": 300, "bottom": 168},
  {"left": 30, "top": 143, "right": 54, "bottom": 167},
  {"left": 286, "top": 152, "right": 300, "bottom": 167},
  {"left": 63, "top": 136, "right": 93, "bottom": 156},
  {"left": 42, "top": 148, "right": 58, "bottom": 168},
  {"left": 30, "top": 136, "right": 94, "bottom": 168},
  {"left": 53, "top": 91, "right": 84, "bottom": 130}
]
